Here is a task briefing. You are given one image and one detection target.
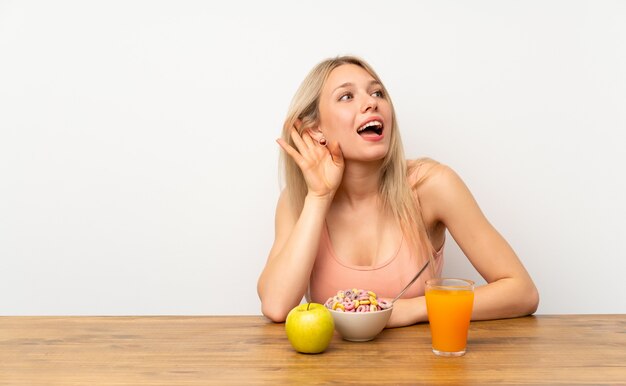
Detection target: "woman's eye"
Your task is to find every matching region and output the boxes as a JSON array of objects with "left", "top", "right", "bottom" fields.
[
  {"left": 372, "top": 90, "right": 384, "bottom": 98},
  {"left": 339, "top": 93, "right": 353, "bottom": 101}
]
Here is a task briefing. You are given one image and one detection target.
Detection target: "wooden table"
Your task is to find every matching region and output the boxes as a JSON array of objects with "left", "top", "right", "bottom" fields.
[{"left": 1, "top": 315, "right": 624, "bottom": 385}]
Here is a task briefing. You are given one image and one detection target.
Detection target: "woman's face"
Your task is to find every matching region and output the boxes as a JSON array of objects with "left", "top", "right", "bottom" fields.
[{"left": 317, "top": 64, "right": 393, "bottom": 162}]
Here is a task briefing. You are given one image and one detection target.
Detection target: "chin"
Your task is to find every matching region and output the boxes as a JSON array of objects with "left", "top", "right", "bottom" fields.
[{"left": 347, "top": 149, "right": 389, "bottom": 163}]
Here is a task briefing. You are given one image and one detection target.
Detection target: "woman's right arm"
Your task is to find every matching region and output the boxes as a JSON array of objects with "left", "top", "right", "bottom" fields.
[
  {"left": 257, "top": 128, "right": 344, "bottom": 322},
  {"left": 257, "top": 190, "right": 332, "bottom": 322}
]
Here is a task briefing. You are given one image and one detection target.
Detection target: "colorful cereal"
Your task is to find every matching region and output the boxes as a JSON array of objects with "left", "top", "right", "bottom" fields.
[{"left": 324, "top": 289, "right": 393, "bottom": 312}]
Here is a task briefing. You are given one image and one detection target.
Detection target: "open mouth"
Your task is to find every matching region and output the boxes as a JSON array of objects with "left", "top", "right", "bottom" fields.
[{"left": 357, "top": 120, "right": 384, "bottom": 137}]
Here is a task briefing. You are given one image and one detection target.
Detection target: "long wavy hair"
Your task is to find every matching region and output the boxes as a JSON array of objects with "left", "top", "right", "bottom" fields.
[{"left": 279, "top": 55, "right": 436, "bottom": 268}]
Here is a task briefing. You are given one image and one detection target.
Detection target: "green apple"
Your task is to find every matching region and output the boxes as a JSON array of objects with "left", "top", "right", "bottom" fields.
[{"left": 285, "top": 303, "right": 334, "bottom": 354}]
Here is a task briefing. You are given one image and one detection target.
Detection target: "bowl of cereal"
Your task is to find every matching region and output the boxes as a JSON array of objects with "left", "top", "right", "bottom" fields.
[{"left": 324, "top": 289, "right": 393, "bottom": 342}]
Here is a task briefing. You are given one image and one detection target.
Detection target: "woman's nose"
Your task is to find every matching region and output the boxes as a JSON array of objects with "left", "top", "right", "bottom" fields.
[{"left": 361, "top": 94, "right": 378, "bottom": 113}]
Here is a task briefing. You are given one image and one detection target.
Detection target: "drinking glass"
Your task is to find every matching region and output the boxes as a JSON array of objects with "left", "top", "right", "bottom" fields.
[{"left": 425, "top": 278, "right": 475, "bottom": 357}]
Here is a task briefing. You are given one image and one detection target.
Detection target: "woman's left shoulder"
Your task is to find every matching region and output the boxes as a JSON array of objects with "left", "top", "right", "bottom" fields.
[
  {"left": 407, "top": 159, "right": 471, "bottom": 228},
  {"left": 407, "top": 158, "right": 460, "bottom": 189}
]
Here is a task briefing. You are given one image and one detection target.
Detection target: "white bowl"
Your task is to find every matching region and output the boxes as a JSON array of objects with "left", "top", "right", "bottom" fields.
[{"left": 328, "top": 307, "right": 393, "bottom": 342}]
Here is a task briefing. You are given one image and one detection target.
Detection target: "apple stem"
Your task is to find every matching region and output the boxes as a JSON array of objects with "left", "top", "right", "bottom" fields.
[{"left": 307, "top": 302, "right": 311, "bottom": 311}]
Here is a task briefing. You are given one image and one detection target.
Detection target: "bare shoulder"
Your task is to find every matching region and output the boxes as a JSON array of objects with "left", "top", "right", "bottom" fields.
[
  {"left": 407, "top": 158, "right": 458, "bottom": 190},
  {"left": 408, "top": 159, "right": 473, "bottom": 223}
]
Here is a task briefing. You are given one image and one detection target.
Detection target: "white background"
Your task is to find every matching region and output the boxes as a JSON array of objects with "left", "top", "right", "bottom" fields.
[{"left": 1, "top": 1, "right": 624, "bottom": 315}]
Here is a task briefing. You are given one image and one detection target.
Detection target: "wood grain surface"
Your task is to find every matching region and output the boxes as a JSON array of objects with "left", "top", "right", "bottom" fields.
[{"left": 1, "top": 315, "right": 624, "bottom": 385}]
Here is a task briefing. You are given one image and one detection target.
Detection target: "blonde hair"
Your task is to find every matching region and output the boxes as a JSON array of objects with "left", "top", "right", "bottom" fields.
[{"left": 280, "top": 55, "right": 436, "bottom": 269}]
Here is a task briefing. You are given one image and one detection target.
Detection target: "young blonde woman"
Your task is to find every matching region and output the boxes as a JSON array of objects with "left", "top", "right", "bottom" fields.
[{"left": 257, "top": 56, "right": 539, "bottom": 327}]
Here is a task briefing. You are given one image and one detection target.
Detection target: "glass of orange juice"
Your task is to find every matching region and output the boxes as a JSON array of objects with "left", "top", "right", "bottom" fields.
[{"left": 425, "top": 278, "right": 475, "bottom": 357}]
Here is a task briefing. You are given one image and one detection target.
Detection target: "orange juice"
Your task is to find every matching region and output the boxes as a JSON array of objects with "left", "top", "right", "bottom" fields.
[{"left": 425, "top": 279, "right": 474, "bottom": 356}]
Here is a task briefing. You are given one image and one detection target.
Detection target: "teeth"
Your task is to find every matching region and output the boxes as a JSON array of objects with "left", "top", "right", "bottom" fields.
[{"left": 357, "top": 120, "right": 383, "bottom": 133}]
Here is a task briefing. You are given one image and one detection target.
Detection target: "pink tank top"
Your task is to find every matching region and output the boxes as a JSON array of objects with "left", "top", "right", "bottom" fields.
[{"left": 307, "top": 224, "right": 444, "bottom": 304}]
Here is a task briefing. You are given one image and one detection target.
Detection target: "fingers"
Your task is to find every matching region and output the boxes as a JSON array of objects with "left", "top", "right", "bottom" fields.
[
  {"left": 276, "top": 138, "right": 304, "bottom": 165},
  {"left": 301, "top": 130, "right": 316, "bottom": 148},
  {"left": 276, "top": 130, "right": 320, "bottom": 167},
  {"left": 278, "top": 129, "right": 338, "bottom": 170},
  {"left": 328, "top": 140, "right": 344, "bottom": 165},
  {"left": 289, "top": 128, "right": 310, "bottom": 154}
]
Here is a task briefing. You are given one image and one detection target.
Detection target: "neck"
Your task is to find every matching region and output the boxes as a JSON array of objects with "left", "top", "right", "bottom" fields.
[{"left": 333, "top": 159, "right": 383, "bottom": 207}]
